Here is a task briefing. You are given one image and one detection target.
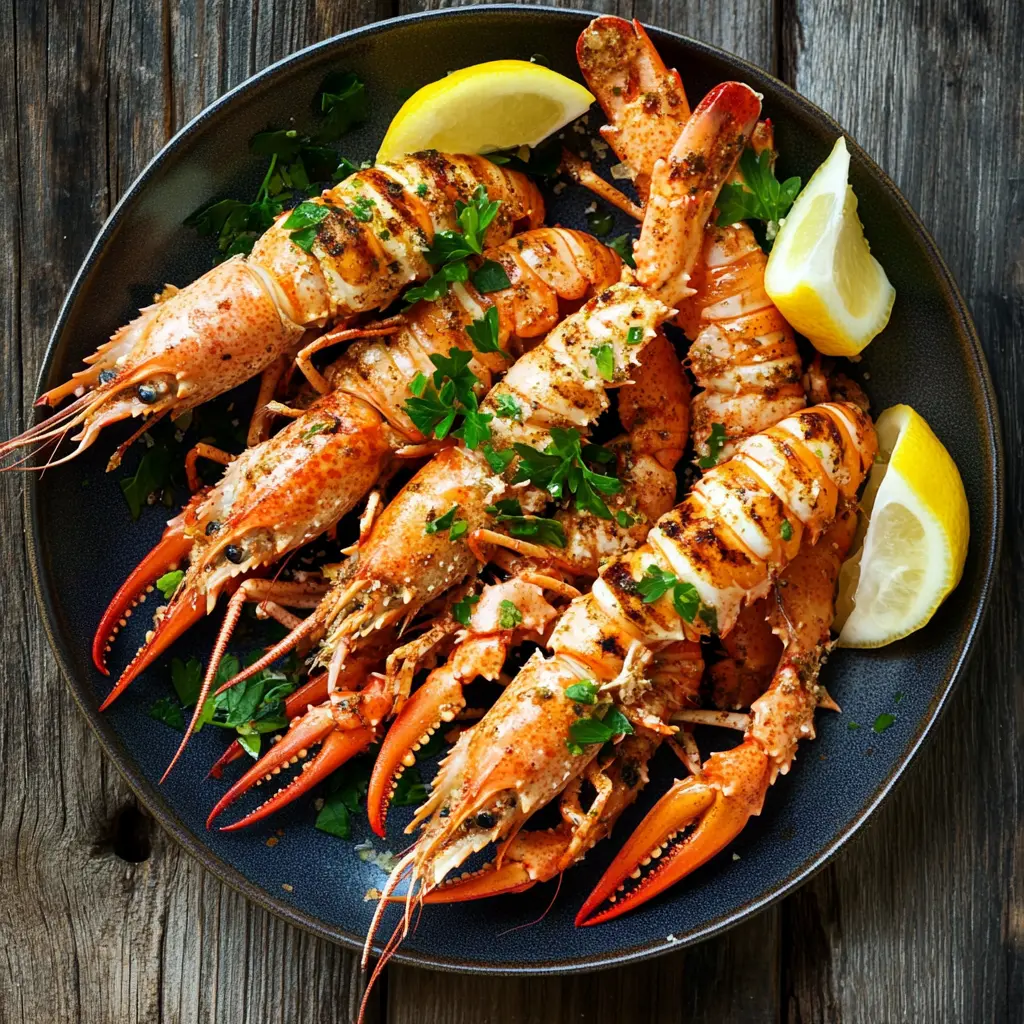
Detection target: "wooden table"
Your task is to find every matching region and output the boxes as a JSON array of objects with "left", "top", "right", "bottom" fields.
[{"left": 0, "top": 1, "right": 1018, "bottom": 1021}]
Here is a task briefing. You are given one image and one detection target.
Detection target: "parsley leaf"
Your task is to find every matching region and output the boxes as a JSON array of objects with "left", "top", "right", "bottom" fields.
[
  {"left": 316, "top": 71, "right": 369, "bottom": 142},
  {"left": 486, "top": 500, "right": 567, "bottom": 548},
  {"left": 472, "top": 259, "right": 512, "bottom": 293},
  {"left": 608, "top": 233, "right": 636, "bottom": 268},
  {"left": 716, "top": 147, "right": 802, "bottom": 243},
  {"left": 409, "top": 186, "right": 503, "bottom": 305},
  {"left": 626, "top": 326, "right": 644, "bottom": 346},
  {"left": 512, "top": 427, "right": 622, "bottom": 519},
  {"left": 637, "top": 565, "right": 717, "bottom": 630},
  {"left": 499, "top": 600, "right": 523, "bottom": 629},
  {"left": 591, "top": 343, "right": 615, "bottom": 382},
  {"left": 483, "top": 444, "right": 516, "bottom": 473},
  {"left": 156, "top": 570, "right": 184, "bottom": 600},
  {"left": 567, "top": 703, "right": 634, "bottom": 749},
  {"left": 452, "top": 593, "right": 480, "bottom": 627},
  {"left": 149, "top": 696, "right": 185, "bottom": 731},
  {"left": 425, "top": 505, "right": 459, "bottom": 535},
  {"left": 391, "top": 768, "right": 429, "bottom": 807},
  {"left": 466, "top": 305, "right": 509, "bottom": 358},
  {"left": 565, "top": 680, "right": 599, "bottom": 705},
  {"left": 872, "top": 713, "right": 896, "bottom": 734},
  {"left": 494, "top": 393, "right": 522, "bottom": 420},
  {"left": 349, "top": 195, "right": 376, "bottom": 222},
  {"left": 586, "top": 208, "right": 615, "bottom": 237},
  {"left": 315, "top": 755, "right": 371, "bottom": 839},
  {"left": 120, "top": 444, "right": 175, "bottom": 520},
  {"left": 402, "top": 347, "right": 487, "bottom": 446},
  {"left": 781, "top": 519, "right": 793, "bottom": 541},
  {"left": 698, "top": 423, "right": 729, "bottom": 469}
]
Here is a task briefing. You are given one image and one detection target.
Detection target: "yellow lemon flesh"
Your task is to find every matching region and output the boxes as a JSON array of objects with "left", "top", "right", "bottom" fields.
[
  {"left": 765, "top": 137, "right": 895, "bottom": 357},
  {"left": 377, "top": 60, "right": 594, "bottom": 162},
  {"left": 835, "top": 405, "right": 969, "bottom": 648}
]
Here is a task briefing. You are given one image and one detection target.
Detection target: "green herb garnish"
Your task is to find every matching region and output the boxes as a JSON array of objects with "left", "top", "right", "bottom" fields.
[
  {"left": 156, "top": 570, "right": 184, "bottom": 600},
  {"left": 607, "top": 233, "right": 637, "bottom": 268},
  {"left": 425, "top": 505, "right": 460, "bottom": 535},
  {"left": 512, "top": 427, "right": 622, "bottom": 519},
  {"left": 316, "top": 71, "right": 369, "bottom": 141},
  {"left": 349, "top": 195, "right": 376, "bottom": 222},
  {"left": 494, "top": 393, "right": 522, "bottom": 420},
  {"left": 149, "top": 696, "right": 185, "bottom": 731},
  {"left": 636, "top": 565, "right": 716, "bottom": 631},
  {"left": 872, "top": 713, "right": 896, "bottom": 734},
  {"left": 591, "top": 343, "right": 615, "bottom": 382},
  {"left": 781, "top": 519, "right": 793, "bottom": 541},
  {"left": 716, "top": 147, "right": 801, "bottom": 243},
  {"left": 499, "top": 600, "right": 523, "bottom": 629},
  {"left": 452, "top": 593, "right": 480, "bottom": 627},
  {"left": 482, "top": 444, "right": 516, "bottom": 473},
  {"left": 472, "top": 259, "right": 512, "bottom": 293},
  {"left": 698, "top": 422, "right": 729, "bottom": 469},
  {"left": 465, "top": 305, "right": 510, "bottom": 358},
  {"left": 565, "top": 680, "right": 599, "bottom": 705},
  {"left": 486, "top": 498, "right": 567, "bottom": 548},
  {"left": 586, "top": 208, "right": 615, "bottom": 237},
  {"left": 567, "top": 703, "right": 634, "bottom": 752},
  {"left": 402, "top": 347, "right": 491, "bottom": 449}
]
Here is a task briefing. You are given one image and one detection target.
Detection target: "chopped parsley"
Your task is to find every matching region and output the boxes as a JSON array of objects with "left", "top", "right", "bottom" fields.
[
  {"left": 482, "top": 444, "right": 516, "bottom": 473},
  {"left": 424, "top": 505, "right": 461, "bottom": 536},
  {"left": 465, "top": 305, "right": 510, "bottom": 359},
  {"left": 716, "top": 147, "right": 801, "bottom": 244},
  {"left": 615, "top": 509, "right": 639, "bottom": 528},
  {"left": 698, "top": 422, "right": 729, "bottom": 469},
  {"left": 494, "top": 393, "right": 522, "bottom": 420},
  {"left": 402, "top": 347, "right": 492, "bottom": 449},
  {"left": 316, "top": 70, "right": 369, "bottom": 141},
  {"left": 407, "top": 185, "right": 503, "bottom": 306},
  {"left": 586, "top": 208, "right": 615, "bottom": 236},
  {"left": 416, "top": 182, "right": 429, "bottom": 198},
  {"left": 348, "top": 195, "right": 376, "bottom": 222},
  {"left": 511, "top": 427, "right": 622, "bottom": 519},
  {"left": 472, "top": 259, "right": 512, "bottom": 293},
  {"left": 300, "top": 421, "right": 333, "bottom": 440},
  {"left": 150, "top": 652, "right": 300, "bottom": 758},
  {"left": 185, "top": 71, "right": 367, "bottom": 262},
  {"left": 565, "top": 680, "right": 599, "bottom": 705},
  {"left": 607, "top": 233, "right": 637, "bottom": 268},
  {"left": 590, "top": 343, "right": 615, "bottom": 382},
  {"left": 637, "top": 565, "right": 717, "bottom": 631},
  {"left": 315, "top": 756, "right": 371, "bottom": 839},
  {"left": 155, "top": 570, "right": 184, "bottom": 600},
  {"left": 872, "top": 713, "right": 896, "bottom": 734},
  {"left": 626, "top": 326, "right": 644, "bottom": 345},
  {"left": 567, "top": 703, "right": 633, "bottom": 754},
  {"left": 452, "top": 593, "right": 480, "bottom": 627},
  {"left": 499, "top": 600, "right": 523, "bottom": 630},
  {"left": 781, "top": 519, "right": 793, "bottom": 541},
  {"left": 486, "top": 498, "right": 567, "bottom": 548}
]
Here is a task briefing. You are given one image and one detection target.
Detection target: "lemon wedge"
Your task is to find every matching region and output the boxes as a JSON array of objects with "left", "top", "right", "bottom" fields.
[
  {"left": 835, "top": 405, "right": 969, "bottom": 648},
  {"left": 377, "top": 60, "right": 594, "bottom": 162},
  {"left": 764, "top": 137, "right": 895, "bottom": 357}
]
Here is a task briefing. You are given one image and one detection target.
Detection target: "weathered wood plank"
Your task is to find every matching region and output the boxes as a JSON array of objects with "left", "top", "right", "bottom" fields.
[
  {"left": 385, "top": 2, "right": 780, "bottom": 1021},
  {"left": 0, "top": 3, "right": 386, "bottom": 1023},
  {"left": 780, "top": 2, "right": 1023, "bottom": 1022}
]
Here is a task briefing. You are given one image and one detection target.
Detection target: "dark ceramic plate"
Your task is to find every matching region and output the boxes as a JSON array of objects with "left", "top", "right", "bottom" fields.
[{"left": 26, "top": 5, "right": 1002, "bottom": 973}]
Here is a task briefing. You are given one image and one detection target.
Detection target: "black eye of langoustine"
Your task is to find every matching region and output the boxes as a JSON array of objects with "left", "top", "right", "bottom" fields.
[
  {"left": 98, "top": 369, "right": 117, "bottom": 385},
  {"left": 205, "top": 521, "right": 222, "bottom": 535},
  {"left": 136, "top": 384, "right": 158, "bottom": 404},
  {"left": 475, "top": 811, "right": 496, "bottom": 829},
  {"left": 225, "top": 545, "right": 244, "bottom": 564}
]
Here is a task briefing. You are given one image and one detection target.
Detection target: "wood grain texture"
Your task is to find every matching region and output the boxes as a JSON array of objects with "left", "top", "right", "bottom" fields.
[{"left": 0, "top": 2, "right": 1018, "bottom": 1024}]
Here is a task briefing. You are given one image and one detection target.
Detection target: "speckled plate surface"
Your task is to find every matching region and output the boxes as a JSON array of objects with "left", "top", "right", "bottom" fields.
[{"left": 25, "top": 5, "right": 1002, "bottom": 973}]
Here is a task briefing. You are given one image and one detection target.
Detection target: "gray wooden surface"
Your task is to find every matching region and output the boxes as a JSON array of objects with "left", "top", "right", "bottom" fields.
[{"left": 0, "top": 1, "right": 1018, "bottom": 1022}]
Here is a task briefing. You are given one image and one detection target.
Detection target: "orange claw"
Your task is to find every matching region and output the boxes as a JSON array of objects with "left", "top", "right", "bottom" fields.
[
  {"left": 421, "top": 830, "right": 571, "bottom": 904},
  {"left": 576, "top": 740, "right": 769, "bottom": 926},
  {"left": 92, "top": 518, "right": 192, "bottom": 674},
  {"left": 367, "top": 665, "right": 467, "bottom": 837},
  {"left": 97, "top": 585, "right": 208, "bottom": 710}
]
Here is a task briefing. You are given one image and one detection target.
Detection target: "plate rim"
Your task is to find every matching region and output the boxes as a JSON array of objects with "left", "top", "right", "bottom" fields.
[{"left": 22, "top": 3, "right": 1004, "bottom": 974}]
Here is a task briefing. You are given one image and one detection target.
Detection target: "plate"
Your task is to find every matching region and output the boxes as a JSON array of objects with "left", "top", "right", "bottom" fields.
[{"left": 24, "top": 5, "right": 1002, "bottom": 972}]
